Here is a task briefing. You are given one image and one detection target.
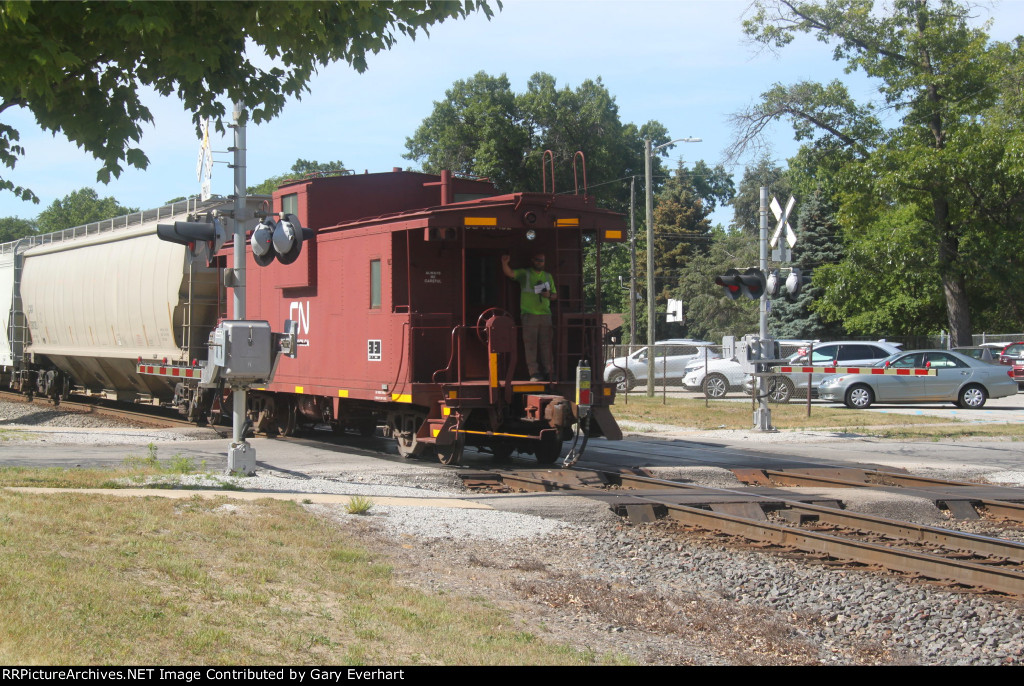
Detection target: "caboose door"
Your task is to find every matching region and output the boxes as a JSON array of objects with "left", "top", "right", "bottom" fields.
[{"left": 463, "top": 249, "right": 513, "bottom": 379}]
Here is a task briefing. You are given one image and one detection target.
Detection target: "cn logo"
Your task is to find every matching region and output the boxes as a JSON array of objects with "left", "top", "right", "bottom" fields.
[{"left": 289, "top": 301, "right": 310, "bottom": 346}]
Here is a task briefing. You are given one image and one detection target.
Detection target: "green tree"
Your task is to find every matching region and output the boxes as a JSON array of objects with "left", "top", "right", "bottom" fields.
[
  {"left": 36, "top": 188, "right": 137, "bottom": 234},
  {"left": 248, "top": 159, "right": 348, "bottom": 195},
  {"left": 0, "top": 215, "right": 35, "bottom": 243},
  {"left": 404, "top": 71, "right": 672, "bottom": 212},
  {"left": 736, "top": 0, "right": 1024, "bottom": 344},
  {"left": 676, "top": 227, "right": 760, "bottom": 343},
  {"left": 729, "top": 157, "right": 791, "bottom": 236},
  {"left": 0, "top": 1, "right": 495, "bottom": 202},
  {"left": 407, "top": 71, "right": 674, "bottom": 321}
]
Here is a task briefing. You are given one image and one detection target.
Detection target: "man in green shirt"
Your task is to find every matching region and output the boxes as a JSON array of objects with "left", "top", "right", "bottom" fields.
[{"left": 501, "top": 252, "right": 557, "bottom": 381}]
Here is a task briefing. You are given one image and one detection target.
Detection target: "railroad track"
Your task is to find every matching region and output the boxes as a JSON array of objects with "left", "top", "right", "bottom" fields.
[
  {"left": 461, "top": 467, "right": 1024, "bottom": 597},
  {"left": 0, "top": 388, "right": 200, "bottom": 430}
]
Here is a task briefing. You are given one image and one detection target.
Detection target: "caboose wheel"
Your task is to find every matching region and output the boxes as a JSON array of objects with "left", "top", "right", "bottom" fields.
[
  {"left": 490, "top": 443, "right": 515, "bottom": 461},
  {"left": 534, "top": 433, "right": 563, "bottom": 464},
  {"left": 435, "top": 436, "right": 464, "bottom": 466},
  {"left": 278, "top": 401, "right": 298, "bottom": 437},
  {"left": 475, "top": 307, "right": 513, "bottom": 345},
  {"left": 390, "top": 411, "right": 426, "bottom": 458},
  {"left": 357, "top": 418, "right": 377, "bottom": 437}
]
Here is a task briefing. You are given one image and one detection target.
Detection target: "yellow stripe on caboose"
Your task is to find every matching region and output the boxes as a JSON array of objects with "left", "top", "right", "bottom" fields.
[
  {"left": 464, "top": 216, "right": 497, "bottom": 226},
  {"left": 555, "top": 218, "right": 579, "bottom": 227},
  {"left": 489, "top": 353, "right": 499, "bottom": 387}
]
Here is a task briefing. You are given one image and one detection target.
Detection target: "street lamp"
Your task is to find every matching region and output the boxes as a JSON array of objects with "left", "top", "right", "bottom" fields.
[{"left": 645, "top": 137, "right": 701, "bottom": 397}]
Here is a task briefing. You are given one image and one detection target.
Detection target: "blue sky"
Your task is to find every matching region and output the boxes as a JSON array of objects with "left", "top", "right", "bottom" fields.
[{"left": 2, "top": 0, "right": 1022, "bottom": 228}]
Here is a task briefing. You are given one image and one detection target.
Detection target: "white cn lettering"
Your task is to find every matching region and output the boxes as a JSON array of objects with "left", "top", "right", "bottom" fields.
[{"left": 289, "top": 301, "right": 310, "bottom": 335}]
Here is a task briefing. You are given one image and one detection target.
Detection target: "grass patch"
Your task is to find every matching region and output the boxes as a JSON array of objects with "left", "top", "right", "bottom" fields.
[
  {"left": 851, "top": 424, "right": 1024, "bottom": 440},
  {"left": 611, "top": 396, "right": 951, "bottom": 430},
  {"left": 0, "top": 488, "right": 605, "bottom": 665},
  {"left": 344, "top": 496, "right": 374, "bottom": 515},
  {"left": 0, "top": 444, "right": 223, "bottom": 490},
  {"left": 611, "top": 396, "right": 1024, "bottom": 439}
]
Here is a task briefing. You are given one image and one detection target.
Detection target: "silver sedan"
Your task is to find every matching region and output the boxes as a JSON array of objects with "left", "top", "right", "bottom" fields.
[{"left": 818, "top": 350, "right": 1018, "bottom": 409}]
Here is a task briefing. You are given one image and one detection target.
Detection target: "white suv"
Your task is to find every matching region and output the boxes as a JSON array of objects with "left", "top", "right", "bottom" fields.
[{"left": 605, "top": 340, "right": 718, "bottom": 392}]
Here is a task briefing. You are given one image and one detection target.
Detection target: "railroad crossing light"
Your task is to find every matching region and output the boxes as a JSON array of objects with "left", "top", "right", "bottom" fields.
[
  {"left": 715, "top": 269, "right": 743, "bottom": 300},
  {"left": 738, "top": 267, "right": 766, "bottom": 300},
  {"left": 156, "top": 219, "right": 223, "bottom": 247},
  {"left": 765, "top": 269, "right": 780, "bottom": 297}
]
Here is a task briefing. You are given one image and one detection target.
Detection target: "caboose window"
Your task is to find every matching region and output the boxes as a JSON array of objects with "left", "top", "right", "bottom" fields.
[
  {"left": 370, "top": 259, "right": 381, "bottom": 309},
  {"left": 281, "top": 193, "right": 298, "bottom": 216}
]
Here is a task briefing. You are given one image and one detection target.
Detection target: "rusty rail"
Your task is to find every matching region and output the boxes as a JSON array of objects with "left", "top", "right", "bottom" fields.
[{"left": 463, "top": 467, "right": 1024, "bottom": 596}]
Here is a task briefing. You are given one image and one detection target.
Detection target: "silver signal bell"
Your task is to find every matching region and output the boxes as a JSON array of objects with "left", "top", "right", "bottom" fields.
[
  {"left": 785, "top": 267, "right": 803, "bottom": 298},
  {"left": 250, "top": 213, "right": 309, "bottom": 266},
  {"left": 273, "top": 214, "right": 303, "bottom": 265},
  {"left": 250, "top": 217, "right": 276, "bottom": 266}
]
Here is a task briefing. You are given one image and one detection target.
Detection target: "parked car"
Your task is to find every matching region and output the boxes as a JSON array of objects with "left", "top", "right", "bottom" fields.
[
  {"left": 952, "top": 346, "right": 997, "bottom": 363},
  {"left": 604, "top": 340, "right": 718, "bottom": 392},
  {"left": 818, "top": 349, "right": 1018, "bottom": 409},
  {"left": 1012, "top": 360, "right": 1024, "bottom": 390},
  {"left": 682, "top": 357, "right": 746, "bottom": 398},
  {"left": 998, "top": 341, "right": 1024, "bottom": 365},
  {"left": 744, "top": 340, "right": 904, "bottom": 403}
]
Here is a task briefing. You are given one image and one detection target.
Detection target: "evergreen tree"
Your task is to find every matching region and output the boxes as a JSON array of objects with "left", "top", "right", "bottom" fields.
[{"left": 649, "top": 160, "right": 714, "bottom": 305}]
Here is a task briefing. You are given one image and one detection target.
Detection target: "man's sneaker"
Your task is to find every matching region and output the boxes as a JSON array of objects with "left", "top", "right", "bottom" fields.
[{"left": 530, "top": 375, "right": 544, "bottom": 382}]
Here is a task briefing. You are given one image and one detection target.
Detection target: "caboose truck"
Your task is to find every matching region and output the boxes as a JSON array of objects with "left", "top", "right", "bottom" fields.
[{"left": 242, "top": 167, "right": 624, "bottom": 464}]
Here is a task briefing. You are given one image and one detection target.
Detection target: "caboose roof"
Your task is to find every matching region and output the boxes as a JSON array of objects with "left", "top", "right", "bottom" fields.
[{"left": 318, "top": 191, "right": 626, "bottom": 235}]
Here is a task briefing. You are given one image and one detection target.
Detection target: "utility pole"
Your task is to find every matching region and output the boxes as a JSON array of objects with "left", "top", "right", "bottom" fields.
[
  {"left": 629, "top": 176, "right": 637, "bottom": 345},
  {"left": 227, "top": 102, "right": 255, "bottom": 474}
]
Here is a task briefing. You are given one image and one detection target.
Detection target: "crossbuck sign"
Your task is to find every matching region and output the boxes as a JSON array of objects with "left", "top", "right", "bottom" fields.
[{"left": 770, "top": 195, "right": 797, "bottom": 261}]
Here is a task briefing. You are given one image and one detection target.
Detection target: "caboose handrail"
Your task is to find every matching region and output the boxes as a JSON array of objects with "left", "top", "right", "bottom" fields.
[
  {"left": 432, "top": 325, "right": 465, "bottom": 384},
  {"left": 541, "top": 150, "right": 555, "bottom": 194},
  {"left": 572, "top": 151, "right": 588, "bottom": 196}
]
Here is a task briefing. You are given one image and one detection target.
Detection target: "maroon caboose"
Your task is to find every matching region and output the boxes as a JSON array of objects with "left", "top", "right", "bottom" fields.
[{"left": 241, "top": 169, "right": 624, "bottom": 464}]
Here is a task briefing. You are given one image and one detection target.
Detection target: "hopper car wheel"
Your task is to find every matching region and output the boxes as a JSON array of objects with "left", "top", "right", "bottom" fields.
[
  {"left": 475, "top": 307, "right": 513, "bottom": 345},
  {"left": 435, "top": 436, "right": 465, "bottom": 466},
  {"left": 534, "top": 433, "right": 563, "bottom": 465}
]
